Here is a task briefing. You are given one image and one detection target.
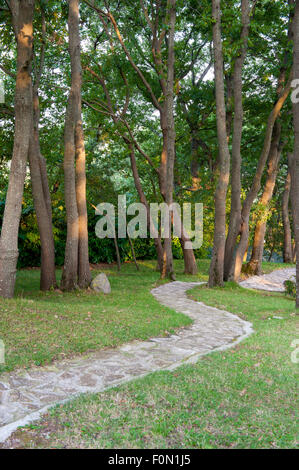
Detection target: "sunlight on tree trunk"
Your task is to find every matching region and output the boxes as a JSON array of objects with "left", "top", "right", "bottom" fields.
[
  {"left": 0, "top": 0, "right": 34, "bottom": 298},
  {"left": 61, "top": 0, "right": 91, "bottom": 291},
  {"left": 246, "top": 122, "right": 283, "bottom": 275}
]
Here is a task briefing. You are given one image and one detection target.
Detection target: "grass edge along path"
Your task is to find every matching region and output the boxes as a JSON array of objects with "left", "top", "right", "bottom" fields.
[
  {"left": 0, "top": 260, "right": 203, "bottom": 374},
  {"left": 1, "top": 262, "right": 298, "bottom": 449}
]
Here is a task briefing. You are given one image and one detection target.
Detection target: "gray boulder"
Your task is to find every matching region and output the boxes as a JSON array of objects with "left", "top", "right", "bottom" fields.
[{"left": 91, "top": 273, "right": 111, "bottom": 294}]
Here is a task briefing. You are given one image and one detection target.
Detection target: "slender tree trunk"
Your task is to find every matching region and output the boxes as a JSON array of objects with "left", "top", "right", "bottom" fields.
[
  {"left": 288, "top": 153, "right": 297, "bottom": 264},
  {"left": 29, "top": 89, "right": 56, "bottom": 290},
  {"left": 28, "top": 5, "right": 56, "bottom": 291},
  {"left": 76, "top": 118, "right": 91, "bottom": 288},
  {"left": 171, "top": 204, "right": 198, "bottom": 275},
  {"left": 128, "top": 233, "right": 139, "bottom": 271},
  {"left": 268, "top": 246, "right": 274, "bottom": 262},
  {"left": 61, "top": 0, "right": 91, "bottom": 290},
  {"left": 292, "top": 239, "right": 297, "bottom": 262},
  {"left": 282, "top": 155, "right": 293, "bottom": 263},
  {"left": 160, "top": 0, "right": 176, "bottom": 280},
  {"left": 228, "top": 2, "right": 295, "bottom": 280},
  {"left": 190, "top": 132, "right": 200, "bottom": 191},
  {"left": 0, "top": 0, "right": 34, "bottom": 298},
  {"left": 224, "top": 0, "right": 251, "bottom": 281},
  {"left": 61, "top": 1, "right": 79, "bottom": 290},
  {"left": 233, "top": 75, "right": 293, "bottom": 281},
  {"left": 113, "top": 232, "right": 121, "bottom": 271},
  {"left": 128, "top": 145, "right": 164, "bottom": 270},
  {"left": 180, "top": 232, "right": 198, "bottom": 275},
  {"left": 158, "top": 114, "right": 174, "bottom": 279},
  {"left": 292, "top": 0, "right": 299, "bottom": 311},
  {"left": 208, "top": 0, "right": 230, "bottom": 287},
  {"left": 180, "top": 132, "right": 199, "bottom": 274},
  {"left": 39, "top": 156, "right": 53, "bottom": 221},
  {"left": 246, "top": 122, "right": 283, "bottom": 275}
]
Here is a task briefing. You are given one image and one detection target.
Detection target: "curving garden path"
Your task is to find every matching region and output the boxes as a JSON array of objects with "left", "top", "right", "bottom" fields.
[
  {"left": 0, "top": 267, "right": 294, "bottom": 443},
  {"left": 239, "top": 267, "right": 295, "bottom": 292}
]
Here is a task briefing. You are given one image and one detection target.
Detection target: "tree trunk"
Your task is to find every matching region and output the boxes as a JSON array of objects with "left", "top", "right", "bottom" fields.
[
  {"left": 61, "top": 0, "right": 91, "bottom": 290},
  {"left": 246, "top": 122, "right": 283, "bottom": 275},
  {"left": 28, "top": 5, "right": 56, "bottom": 291},
  {"left": 179, "top": 132, "right": 199, "bottom": 274},
  {"left": 29, "top": 89, "right": 56, "bottom": 290},
  {"left": 113, "top": 232, "right": 121, "bottom": 271},
  {"left": 292, "top": 239, "right": 297, "bottom": 262},
  {"left": 128, "top": 145, "right": 164, "bottom": 270},
  {"left": 232, "top": 74, "right": 293, "bottom": 281},
  {"left": 128, "top": 233, "right": 139, "bottom": 271},
  {"left": 76, "top": 118, "right": 91, "bottom": 288},
  {"left": 288, "top": 153, "right": 297, "bottom": 264},
  {"left": 228, "top": 2, "right": 295, "bottom": 280},
  {"left": 190, "top": 132, "right": 200, "bottom": 191},
  {"left": 160, "top": 0, "right": 176, "bottom": 280},
  {"left": 292, "top": 0, "right": 299, "bottom": 311},
  {"left": 60, "top": 0, "right": 79, "bottom": 290},
  {"left": 224, "top": 0, "right": 251, "bottom": 281},
  {"left": 282, "top": 155, "right": 293, "bottom": 263},
  {"left": 208, "top": 0, "right": 230, "bottom": 287},
  {"left": 180, "top": 233, "right": 198, "bottom": 275},
  {"left": 0, "top": 0, "right": 34, "bottom": 298},
  {"left": 158, "top": 115, "right": 174, "bottom": 279}
]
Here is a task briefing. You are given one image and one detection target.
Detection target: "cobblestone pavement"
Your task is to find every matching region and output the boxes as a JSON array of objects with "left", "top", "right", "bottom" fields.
[
  {"left": 0, "top": 280, "right": 254, "bottom": 442},
  {"left": 239, "top": 268, "right": 296, "bottom": 292}
]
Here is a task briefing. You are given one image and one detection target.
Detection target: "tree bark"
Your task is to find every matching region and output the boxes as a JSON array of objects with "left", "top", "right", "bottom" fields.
[
  {"left": 29, "top": 89, "right": 56, "bottom": 290},
  {"left": 208, "top": 0, "right": 230, "bottom": 287},
  {"left": 0, "top": 0, "right": 34, "bottom": 298},
  {"left": 190, "top": 132, "right": 201, "bottom": 191},
  {"left": 230, "top": 1, "right": 294, "bottom": 281},
  {"left": 160, "top": 0, "right": 176, "bottom": 280},
  {"left": 246, "top": 122, "right": 283, "bottom": 275},
  {"left": 61, "top": 0, "right": 91, "bottom": 290},
  {"left": 292, "top": 0, "right": 299, "bottom": 311},
  {"left": 224, "top": 0, "right": 251, "bottom": 281},
  {"left": 180, "top": 231, "right": 198, "bottom": 275},
  {"left": 128, "top": 233, "right": 139, "bottom": 271},
  {"left": 282, "top": 155, "right": 293, "bottom": 263},
  {"left": 61, "top": 0, "right": 80, "bottom": 290},
  {"left": 28, "top": 8, "right": 57, "bottom": 291},
  {"left": 76, "top": 118, "right": 92, "bottom": 288},
  {"left": 232, "top": 73, "right": 293, "bottom": 281}
]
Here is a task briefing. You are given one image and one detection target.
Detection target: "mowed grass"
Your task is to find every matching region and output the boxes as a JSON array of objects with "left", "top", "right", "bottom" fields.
[
  {"left": 0, "top": 260, "right": 212, "bottom": 374},
  {"left": 3, "top": 262, "right": 298, "bottom": 449}
]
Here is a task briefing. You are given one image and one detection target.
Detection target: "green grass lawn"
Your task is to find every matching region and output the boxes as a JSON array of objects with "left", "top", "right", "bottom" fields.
[
  {"left": 2, "top": 261, "right": 298, "bottom": 449},
  {"left": 0, "top": 260, "right": 213, "bottom": 373}
]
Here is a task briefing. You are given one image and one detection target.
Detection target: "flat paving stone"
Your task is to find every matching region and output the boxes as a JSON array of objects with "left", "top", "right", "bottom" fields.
[
  {"left": 0, "top": 279, "right": 255, "bottom": 443},
  {"left": 239, "top": 268, "right": 295, "bottom": 292}
]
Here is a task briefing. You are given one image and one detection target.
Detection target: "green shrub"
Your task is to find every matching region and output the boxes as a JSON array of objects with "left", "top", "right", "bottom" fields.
[{"left": 284, "top": 279, "right": 296, "bottom": 298}]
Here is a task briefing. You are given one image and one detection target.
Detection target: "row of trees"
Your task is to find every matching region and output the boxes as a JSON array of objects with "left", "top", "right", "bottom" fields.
[{"left": 0, "top": 0, "right": 298, "bottom": 309}]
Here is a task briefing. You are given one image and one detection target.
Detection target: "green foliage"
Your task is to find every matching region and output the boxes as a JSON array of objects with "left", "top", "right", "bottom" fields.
[
  {"left": 284, "top": 279, "right": 296, "bottom": 298},
  {"left": 0, "top": 197, "right": 190, "bottom": 268},
  {"left": 0, "top": 0, "right": 295, "bottom": 272}
]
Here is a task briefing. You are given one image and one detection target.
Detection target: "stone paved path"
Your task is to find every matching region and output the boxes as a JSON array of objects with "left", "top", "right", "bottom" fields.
[
  {"left": 0, "top": 281, "right": 253, "bottom": 442},
  {"left": 239, "top": 268, "right": 296, "bottom": 292}
]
